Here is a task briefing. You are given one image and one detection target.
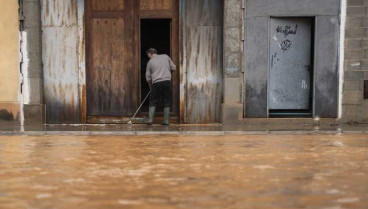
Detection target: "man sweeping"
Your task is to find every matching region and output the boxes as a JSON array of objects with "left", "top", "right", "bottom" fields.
[{"left": 145, "top": 48, "right": 176, "bottom": 125}]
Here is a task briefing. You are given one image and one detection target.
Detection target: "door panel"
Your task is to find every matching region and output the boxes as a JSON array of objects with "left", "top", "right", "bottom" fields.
[
  {"left": 140, "top": 0, "right": 173, "bottom": 10},
  {"left": 269, "top": 18, "right": 313, "bottom": 110},
  {"left": 92, "top": 0, "right": 125, "bottom": 10},
  {"left": 87, "top": 0, "right": 137, "bottom": 116}
]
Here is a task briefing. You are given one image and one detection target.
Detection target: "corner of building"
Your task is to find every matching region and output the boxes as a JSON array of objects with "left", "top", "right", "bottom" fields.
[{"left": 19, "top": 0, "right": 45, "bottom": 125}]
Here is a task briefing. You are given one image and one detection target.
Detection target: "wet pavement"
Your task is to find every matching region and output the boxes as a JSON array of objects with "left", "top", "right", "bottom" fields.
[
  {"left": 0, "top": 134, "right": 367, "bottom": 209},
  {"left": 1, "top": 123, "right": 368, "bottom": 136}
]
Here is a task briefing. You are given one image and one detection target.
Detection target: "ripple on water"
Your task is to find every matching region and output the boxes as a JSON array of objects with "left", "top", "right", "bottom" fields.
[
  {"left": 118, "top": 199, "right": 143, "bottom": 205},
  {"left": 36, "top": 193, "right": 52, "bottom": 199},
  {"left": 325, "top": 189, "right": 341, "bottom": 195},
  {"left": 337, "top": 197, "right": 359, "bottom": 203},
  {"left": 253, "top": 165, "right": 275, "bottom": 170}
]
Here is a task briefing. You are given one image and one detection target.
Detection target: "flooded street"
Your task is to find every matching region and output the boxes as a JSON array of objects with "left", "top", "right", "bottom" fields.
[{"left": 0, "top": 134, "right": 367, "bottom": 209}]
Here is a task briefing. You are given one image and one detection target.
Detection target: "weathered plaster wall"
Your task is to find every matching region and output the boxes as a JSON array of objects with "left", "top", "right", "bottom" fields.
[
  {"left": 0, "top": 0, "right": 20, "bottom": 123},
  {"left": 342, "top": 0, "right": 368, "bottom": 123}
]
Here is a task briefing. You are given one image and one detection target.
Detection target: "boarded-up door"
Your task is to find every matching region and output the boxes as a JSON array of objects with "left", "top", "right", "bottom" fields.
[
  {"left": 86, "top": 0, "right": 138, "bottom": 116},
  {"left": 269, "top": 18, "right": 313, "bottom": 112}
]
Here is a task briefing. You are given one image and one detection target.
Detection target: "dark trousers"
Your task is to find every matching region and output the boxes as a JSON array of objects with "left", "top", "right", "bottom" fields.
[{"left": 149, "top": 80, "right": 172, "bottom": 108}]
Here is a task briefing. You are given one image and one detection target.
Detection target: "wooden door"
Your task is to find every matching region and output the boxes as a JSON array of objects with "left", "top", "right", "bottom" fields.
[{"left": 86, "top": 0, "right": 138, "bottom": 116}]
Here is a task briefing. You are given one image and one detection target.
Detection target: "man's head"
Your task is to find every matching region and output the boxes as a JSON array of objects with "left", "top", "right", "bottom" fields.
[{"left": 146, "top": 48, "right": 158, "bottom": 59}]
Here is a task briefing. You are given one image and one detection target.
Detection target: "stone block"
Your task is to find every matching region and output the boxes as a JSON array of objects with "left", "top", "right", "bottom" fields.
[
  {"left": 343, "top": 104, "right": 362, "bottom": 116},
  {"left": 346, "top": 17, "right": 363, "bottom": 27},
  {"left": 221, "top": 103, "right": 243, "bottom": 124},
  {"left": 345, "top": 71, "right": 365, "bottom": 80},
  {"left": 347, "top": 6, "right": 366, "bottom": 16},
  {"left": 24, "top": 52, "right": 43, "bottom": 78},
  {"left": 344, "top": 80, "right": 362, "bottom": 91},
  {"left": 345, "top": 39, "right": 362, "bottom": 49},
  {"left": 344, "top": 60, "right": 361, "bottom": 71},
  {"left": 360, "top": 59, "right": 368, "bottom": 70},
  {"left": 23, "top": 77, "right": 43, "bottom": 104},
  {"left": 224, "top": 0, "right": 241, "bottom": 27},
  {"left": 343, "top": 91, "right": 363, "bottom": 104},
  {"left": 224, "top": 27, "right": 240, "bottom": 52},
  {"left": 345, "top": 49, "right": 364, "bottom": 59},
  {"left": 224, "top": 52, "right": 240, "bottom": 77},
  {"left": 25, "top": 32, "right": 42, "bottom": 54},
  {"left": 341, "top": 114, "right": 358, "bottom": 123},
  {"left": 362, "top": 17, "right": 368, "bottom": 27},
  {"left": 23, "top": 104, "right": 45, "bottom": 125},
  {"left": 347, "top": 0, "right": 364, "bottom": 6},
  {"left": 224, "top": 77, "right": 241, "bottom": 103},
  {"left": 345, "top": 28, "right": 366, "bottom": 38},
  {"left": 22, "top": 0, "right": 41, "bottom": 28},
  {"left": 362, "top": 39, "right": 368, "bottom": 48}
]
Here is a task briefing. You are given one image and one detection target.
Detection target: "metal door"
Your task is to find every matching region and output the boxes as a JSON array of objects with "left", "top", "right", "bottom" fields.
[
  {"left": 86, "top": 0, "right": 138, "bottom": 116},
  {"left": 269, "top": 18, "right": 313, "bottom": 111}
]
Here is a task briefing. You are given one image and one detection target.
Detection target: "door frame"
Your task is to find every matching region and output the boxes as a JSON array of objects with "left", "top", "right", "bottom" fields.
[
  {"left": 79, "top": 0, "right": 180, "bottom": 124},
  {"left": 137, "top": 5, "right": 181, "bottom": 116},
  {"left": 267, "top": 16, "right": 316, "bottom": 118}
]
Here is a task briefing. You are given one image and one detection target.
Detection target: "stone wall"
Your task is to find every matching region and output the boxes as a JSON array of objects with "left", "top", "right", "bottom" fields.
[
  {"left": 221, "top": 0, "right": 244, "bottom": 124},
  {"left": 343, "top": 0, "right": 368, "bottom": 123},
  {"left": 21, "top": 0, "right": 44, "bottom": 125}
]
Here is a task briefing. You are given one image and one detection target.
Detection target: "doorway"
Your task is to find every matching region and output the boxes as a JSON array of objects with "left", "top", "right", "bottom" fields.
[
  {"left": 140, "top": 19, "right": 171, "bottom": 113},
  {"left": 268, "top": 17, "right": 315, "bottom": 118},
  {"left": 84, "top": 0, "right": 179, "bottom": 123}
]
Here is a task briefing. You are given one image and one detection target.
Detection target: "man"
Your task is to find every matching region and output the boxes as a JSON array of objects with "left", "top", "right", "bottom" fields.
[{"left": 145, "top": 48, "right": 176, "bottom": 125}]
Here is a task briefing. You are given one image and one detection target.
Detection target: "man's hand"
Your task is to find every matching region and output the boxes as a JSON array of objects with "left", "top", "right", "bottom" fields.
[{"left": 148, "top": 82, "right": 153, "bottom": 90}]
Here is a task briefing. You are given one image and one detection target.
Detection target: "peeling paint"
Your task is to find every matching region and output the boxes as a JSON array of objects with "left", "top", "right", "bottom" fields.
[
  {"left": 41, "top": 0, "right": 80, "bottom": 124},
  {"left": 184, "top": 0, "right": 223, "bottom": 123}
]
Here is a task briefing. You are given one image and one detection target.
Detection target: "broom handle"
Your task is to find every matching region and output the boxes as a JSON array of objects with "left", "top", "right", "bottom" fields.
[{"left": 130, "top": 91, "right": 151, "bottom": 121}]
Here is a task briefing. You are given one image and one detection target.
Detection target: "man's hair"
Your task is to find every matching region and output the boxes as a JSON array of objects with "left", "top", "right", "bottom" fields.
[{"left": 146, "top": 48, "right": 158, "bottom": 55}]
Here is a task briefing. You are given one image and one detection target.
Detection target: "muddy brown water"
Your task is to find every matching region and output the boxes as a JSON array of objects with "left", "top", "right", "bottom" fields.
[{"left": 0, "top": 134, "right": 367, "bottom": 209}]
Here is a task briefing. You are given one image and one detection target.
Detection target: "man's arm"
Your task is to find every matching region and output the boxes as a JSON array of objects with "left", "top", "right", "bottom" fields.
[
  {"left": 168, "top": 56, "right": 176, "bottom": 72},
  {"left": 146, "top": 63, "right": 153, "bottom": 89}
]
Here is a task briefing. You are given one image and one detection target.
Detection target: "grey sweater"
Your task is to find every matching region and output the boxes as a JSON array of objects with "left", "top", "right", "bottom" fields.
[{"left": 146, "top": 54, "right": 176, "bottom": 84}]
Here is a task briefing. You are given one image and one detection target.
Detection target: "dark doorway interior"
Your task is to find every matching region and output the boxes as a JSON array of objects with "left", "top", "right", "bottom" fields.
[{"left": 140, "top": 19, "right": 171, "bottom": 113}]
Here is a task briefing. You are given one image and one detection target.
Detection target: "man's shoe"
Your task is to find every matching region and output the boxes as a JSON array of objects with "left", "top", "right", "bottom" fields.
[
  {"left": 161, "top": 107, "right": 170, "bottom": 126},
  {"left": 146, "top": 106, "right": 155, "bottom": 125}
]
